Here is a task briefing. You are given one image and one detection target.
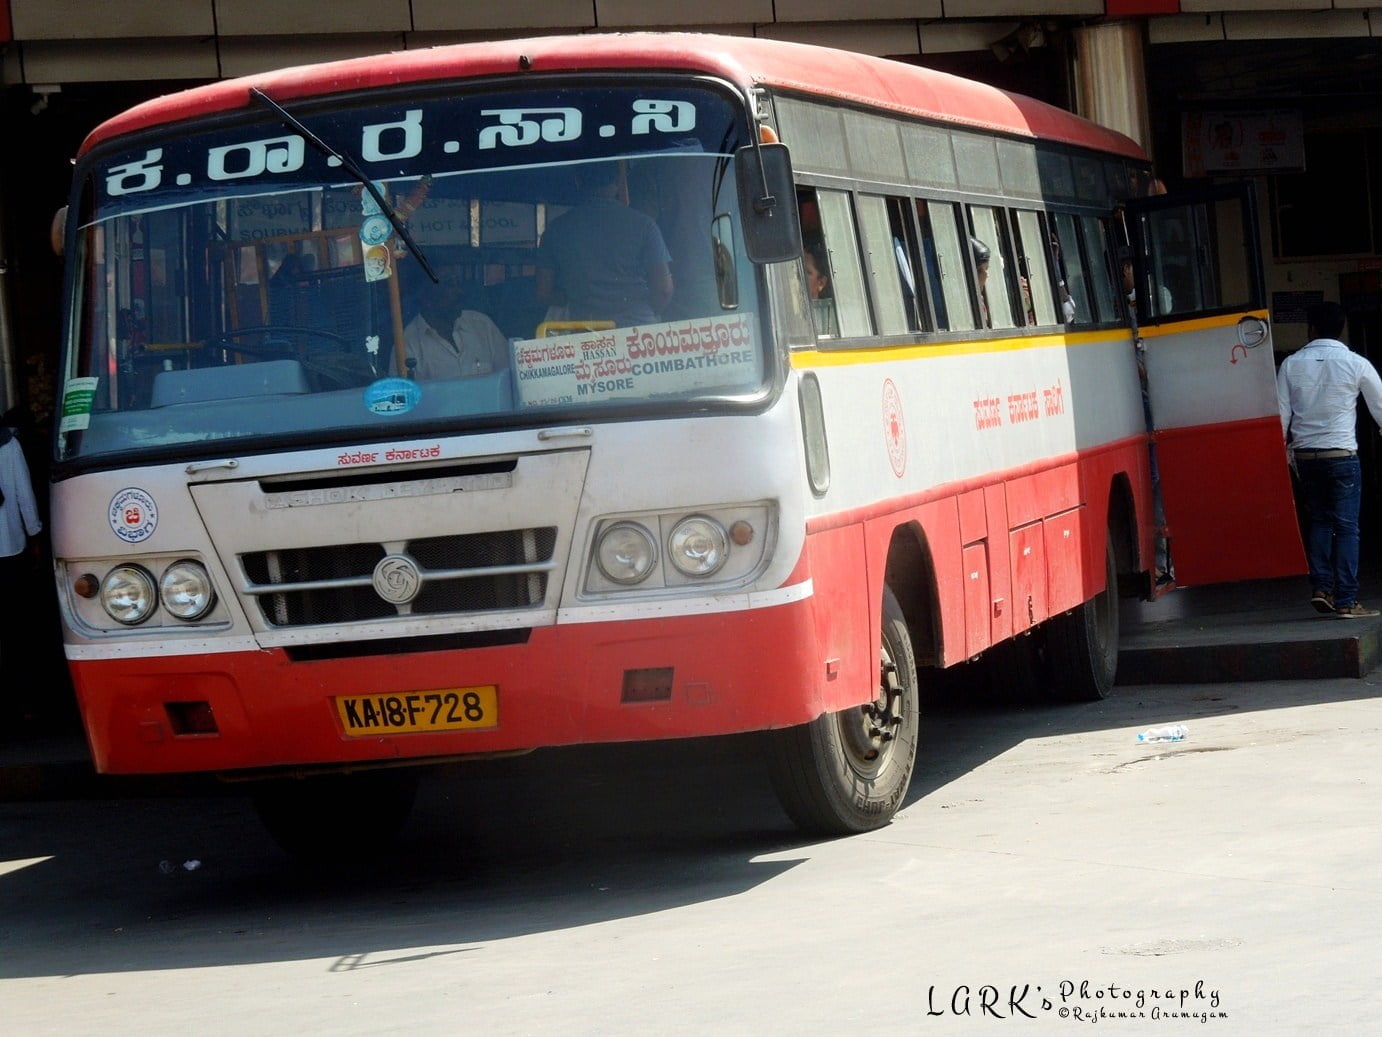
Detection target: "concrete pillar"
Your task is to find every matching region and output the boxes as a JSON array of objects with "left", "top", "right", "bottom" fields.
[{"left": 1071, "top": 20, "right": 1153, "bottom": 156}]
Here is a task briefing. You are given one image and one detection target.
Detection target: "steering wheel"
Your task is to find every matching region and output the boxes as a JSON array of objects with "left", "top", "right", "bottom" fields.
[{"left": 209, "top": 325, "right": 351, "bottom": 358}]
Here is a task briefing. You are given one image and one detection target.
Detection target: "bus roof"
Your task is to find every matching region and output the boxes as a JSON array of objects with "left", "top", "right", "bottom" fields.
[{"left": 78, "top": 32, "right": 1148, "bottom": 163}]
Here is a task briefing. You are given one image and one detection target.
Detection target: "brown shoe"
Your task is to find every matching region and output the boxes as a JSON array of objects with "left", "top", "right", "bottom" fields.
[
  {"left": 1335, "top": 602, "right": 1380, "bottom": 618},
  {"left": 1311, "top": 590, "right": 1335, "bottom": 614}
]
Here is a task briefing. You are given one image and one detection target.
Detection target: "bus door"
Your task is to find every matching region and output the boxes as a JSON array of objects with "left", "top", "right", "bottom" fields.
[{"left": 1124, "top": 182, "right": 1305, "bottom": 587}]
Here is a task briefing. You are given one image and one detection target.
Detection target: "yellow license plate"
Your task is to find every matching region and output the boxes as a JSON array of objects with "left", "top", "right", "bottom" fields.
[{"left": 334, "top": 686, "right": 498, "bottom": 737}]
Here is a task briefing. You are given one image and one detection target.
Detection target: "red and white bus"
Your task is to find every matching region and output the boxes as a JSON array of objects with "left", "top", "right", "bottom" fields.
[{"left": 50, "top": 33, "right": 1301, "bottom": 856}]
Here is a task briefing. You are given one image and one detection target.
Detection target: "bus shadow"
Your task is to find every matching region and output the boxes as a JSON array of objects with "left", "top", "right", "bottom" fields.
[
  {"left": 2, "top": 672, "right": 1377, "bottom": 980},
  {"left": 904, "top": 664, "right": 1382, "bottom": 806}
]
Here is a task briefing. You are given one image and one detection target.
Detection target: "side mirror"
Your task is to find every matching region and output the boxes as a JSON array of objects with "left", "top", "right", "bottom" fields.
[{"left": 735, "top": 142, "right": 802, "bottom": 265}]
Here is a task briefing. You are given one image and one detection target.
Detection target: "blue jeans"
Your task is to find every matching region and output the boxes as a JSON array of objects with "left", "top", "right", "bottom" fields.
[{"left": 1296, "top": 455, "right": 1363, "bottom": 607}]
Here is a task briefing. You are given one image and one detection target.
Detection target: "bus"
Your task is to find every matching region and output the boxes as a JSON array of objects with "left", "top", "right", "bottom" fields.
[{"left": 50, "top": 33, "right": 1302, "bottom": 858}]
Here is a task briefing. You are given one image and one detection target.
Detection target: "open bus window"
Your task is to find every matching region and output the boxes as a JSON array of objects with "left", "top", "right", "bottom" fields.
[
  {"left": 1052, "top": 212, "right": 1089, "bottom": 324},
  {"left": 856, "top": 193, "right": 930, "bottom": 336},
  {"left": 1081, "top": 215, "right": 1121, "bottom": 323},
  {"left": 967, "top": 204, "right": 1019, "bottom": 330},
  {"left": 1011, "top": 209, "right": 1059, "bottom": 326},
  {"left": 918, "top": 199, "right": 972, "bottom": 333},
  {"left": 797, "top": 187, "right": 837, "bottom": 338},
  {"left": 814, "top": 189, "right": 873, "bottom": 339}
]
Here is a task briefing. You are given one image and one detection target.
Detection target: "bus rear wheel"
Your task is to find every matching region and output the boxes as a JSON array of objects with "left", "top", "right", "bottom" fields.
[
  {"left": 250, "top": 769, "right": 420, "bottom": 864},
  {"left": 1044, "top": 536, "right": 1120, "bottom": 701},
  {"left": 767, "top": 586, "right": 920, "bottom": 836}
]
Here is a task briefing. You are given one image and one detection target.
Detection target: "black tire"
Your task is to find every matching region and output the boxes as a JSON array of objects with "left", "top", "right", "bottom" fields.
[
  {"left": 767, "top": 586, "right": 920, "bottom": 836},
  {"left": 251, "top": 769, "right": 420, "bottom": 864},
  {"left": 1044, "top": 535, "right": 1120, "bottom": 701}
]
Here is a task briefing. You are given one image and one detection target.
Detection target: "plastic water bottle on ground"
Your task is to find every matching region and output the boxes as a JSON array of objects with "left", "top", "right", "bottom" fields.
[{"left": 1136, "top": 724, "right": 1187, "bottom": 743}]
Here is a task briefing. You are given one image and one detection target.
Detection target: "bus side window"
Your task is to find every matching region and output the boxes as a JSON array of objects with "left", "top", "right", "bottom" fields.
[
  {"left": 887, "top": 196, "right": 930, "bottom": 333},
  {"left": 968, "top": 204, "right": 1019, "bottom": 330},
  {"left": 857, "top": 194, "right": 927, "bottom": 336},
  {"left": 796, "top": 187, "right": 838, "bottom": 338},
  {"left": 815, "top": 188, "right": 874, "bottom": 340},
  {"left": 920, "top": 199, "right": 973, "bottom": 333},
  {"left": 1080, "top": 215, "right": 1120, "bottom": 323},
  {"left": 1012, "top": 209, "right": 1058, "bottom": 326},
  {"left": 1052, "top": 212, "right": 1090, "bottom": 324}
]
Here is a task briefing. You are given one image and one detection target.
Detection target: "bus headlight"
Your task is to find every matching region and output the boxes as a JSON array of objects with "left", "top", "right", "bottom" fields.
[
  {"left": 100, "top": 565, "right": 157, "bottom": 625},
  {"left": 667, "top": 515, "right": 728, "bottom": 577},
  {"left": 159, "top": 560, "right": 216, "bottom": 621},
  {"left": 596, "top": 521, "right": 658, "bottom": 584}
]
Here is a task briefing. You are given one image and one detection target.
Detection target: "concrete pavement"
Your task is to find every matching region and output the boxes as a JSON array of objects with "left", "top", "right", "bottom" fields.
[{"left": 4, "top": 572, "right": 1378, "bottom": 802}]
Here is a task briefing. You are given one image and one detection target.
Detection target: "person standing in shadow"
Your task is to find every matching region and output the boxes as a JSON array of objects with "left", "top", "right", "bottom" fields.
[
  {"left": 1277, "top": 300, "right": 1382, "bottom": 618},
  {"left": 0, "top": 409, "right": 43, "bottom": 688}
]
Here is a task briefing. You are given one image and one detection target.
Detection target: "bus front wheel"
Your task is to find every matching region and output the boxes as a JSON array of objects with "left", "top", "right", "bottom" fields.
[{"left": 767, "top": 586, "right": 920, "bottom": 836}]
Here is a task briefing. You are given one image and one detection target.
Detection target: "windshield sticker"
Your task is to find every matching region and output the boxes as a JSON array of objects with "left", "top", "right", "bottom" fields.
[
  {"left": 513, "top": 314, "right": 759, "bottom": 407},
  {"left": 109, "top": 487, "right": 159, "bottom": 544},
  {"left": 59, "top": 376, "right": 99, "bottom": 433},
  {"left": 364, "top": 377, "right": 421, "bottom": 416},
  {"left": 363, "top": 243, "right": 393, "bottom": 282},
  {"left": 360, "top": 214, "right": 391, "bottom": 247}
]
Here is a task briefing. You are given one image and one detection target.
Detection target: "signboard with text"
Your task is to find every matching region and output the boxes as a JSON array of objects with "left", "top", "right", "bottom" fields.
[
  {"left": 1183, "top": 110, "right": 1305, "bottom": 177},
  {"left": 512, "top": 314, "right": 759, "bottom": 407}
]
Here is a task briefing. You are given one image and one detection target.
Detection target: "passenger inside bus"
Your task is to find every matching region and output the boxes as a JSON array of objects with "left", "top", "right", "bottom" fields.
[
  {"left": 803, "top": 237, "right": 839, "bottom": 338},
  {"left": 1120, "top": 250, "right": 1174, "bottom": 318},
  {"left": 534, "top": 162, "right": 674, "bottom": 327},
  {"left": 972, "top": 237, "right": 992, "bottom": 327},
  {"left": 804, "top": 240, "right": 831, "bottom": 300},
  {"left": 397, "top": 265, "right": 511, "bottom": 380},
  {"left": 1050, "top": 231, "right": 1078, "bottom": 323}
]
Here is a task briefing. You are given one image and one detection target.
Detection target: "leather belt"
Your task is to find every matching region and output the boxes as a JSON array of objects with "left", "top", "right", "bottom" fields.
[{"left": 1294, "top": 448, "right": 1356, "bottom": 459}]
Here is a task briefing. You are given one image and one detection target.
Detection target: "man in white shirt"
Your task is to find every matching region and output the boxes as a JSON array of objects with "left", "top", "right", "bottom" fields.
[
  {"left": 399, "top": 266, "right": 510, "bottom": 380},
  {"left": 0, "top": 420, "right": 42, "bottom": 672},
  {"left": 0, "top": 423, "right": 41, "bottom": 567},
  {"left": 1277, "top": 301, "right": 1382, "bottom": 617}
]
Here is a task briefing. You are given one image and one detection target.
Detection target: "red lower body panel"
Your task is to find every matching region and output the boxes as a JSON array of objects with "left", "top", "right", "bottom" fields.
[
  {"left": 1155, "top": 417, "right": 1305, "bottom": 587},
  {"left": 71, "top": 593, "right": 834, "bottom": 775}
]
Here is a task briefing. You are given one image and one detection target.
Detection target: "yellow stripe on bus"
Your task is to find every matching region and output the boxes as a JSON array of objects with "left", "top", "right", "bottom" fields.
[
  {"left": 790, "top": 328, "right": 1124, "bottom": 367},
  {"left": 788, "top": 310, "right": 1271, "bottom": 367},
  {"left": 1136, "top": 309, "right": 1270, "bottom": 339}
]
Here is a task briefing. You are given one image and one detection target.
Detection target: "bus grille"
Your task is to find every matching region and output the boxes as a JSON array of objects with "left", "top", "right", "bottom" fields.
[{"left": 240, "top": 527, "right": 558, "bottom": 628}]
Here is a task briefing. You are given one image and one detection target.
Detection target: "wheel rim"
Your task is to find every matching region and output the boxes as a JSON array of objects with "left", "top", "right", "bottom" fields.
[{"left": 834, "top": 642, "right": 906, "bottom": 777}]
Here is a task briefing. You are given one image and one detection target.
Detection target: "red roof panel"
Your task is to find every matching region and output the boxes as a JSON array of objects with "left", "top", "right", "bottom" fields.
[{"left": 79, "top": 33, "right": 1147, "bottom": 163}]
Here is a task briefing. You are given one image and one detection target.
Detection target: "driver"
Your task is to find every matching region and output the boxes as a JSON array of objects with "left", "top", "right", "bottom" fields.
[{"left": 398, "top": 265, "right": 510, "bottom": 379}]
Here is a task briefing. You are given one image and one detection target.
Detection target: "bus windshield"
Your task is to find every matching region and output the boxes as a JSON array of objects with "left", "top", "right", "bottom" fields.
[{"left": 58, "top": 80, "right": 763, "bottom": 464}]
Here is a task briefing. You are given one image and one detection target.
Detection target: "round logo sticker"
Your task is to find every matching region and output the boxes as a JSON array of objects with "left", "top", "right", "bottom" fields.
[
  {"left": 360, "top": 214, "right": 391, "bottom": 247},
  {"left": 882, "top": 378, "right": 907, "bottom": 478},
  {"left": 109, "top": 487, "right": 158, "bottom": 544},
  {"left": 364, "top": 378, "right": 421, "bottom": 416}
]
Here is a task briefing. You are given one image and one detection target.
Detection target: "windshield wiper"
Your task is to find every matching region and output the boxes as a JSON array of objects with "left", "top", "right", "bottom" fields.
[{"left": 249, "top": 87, "right": 438, "bottom": 283}]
